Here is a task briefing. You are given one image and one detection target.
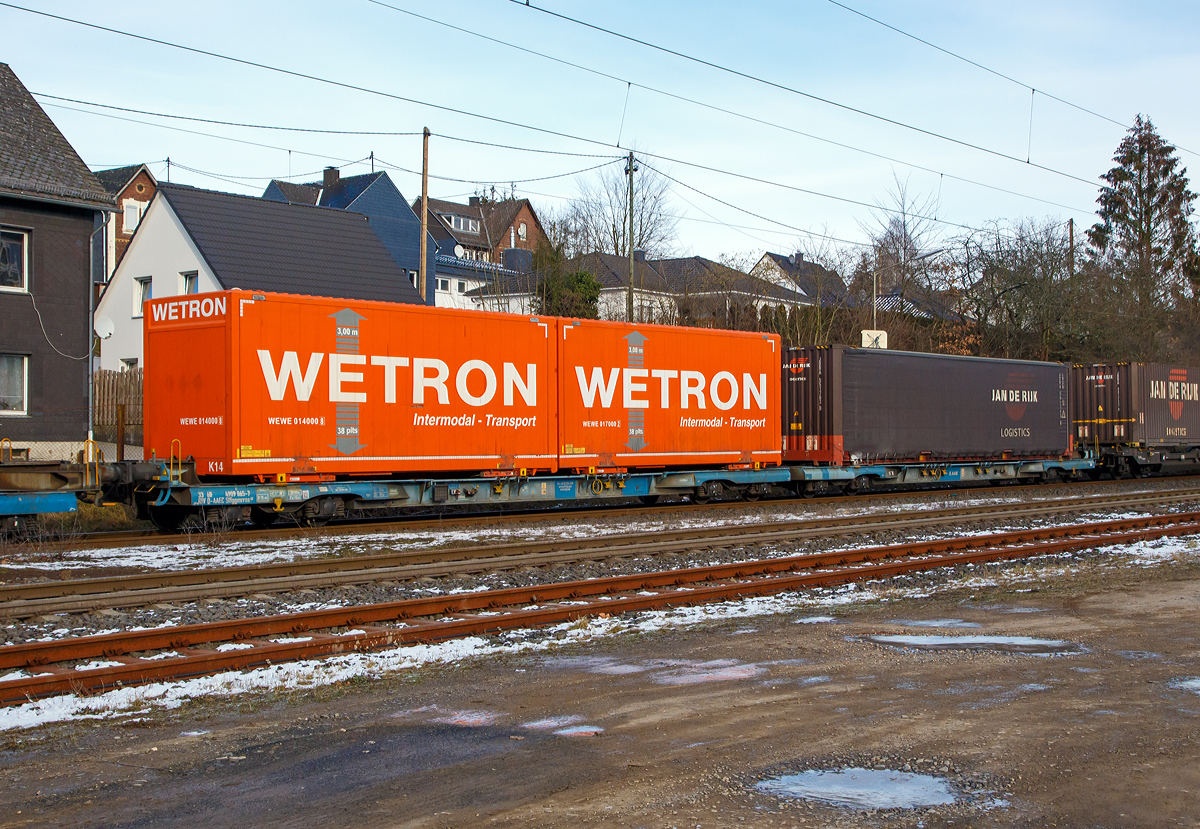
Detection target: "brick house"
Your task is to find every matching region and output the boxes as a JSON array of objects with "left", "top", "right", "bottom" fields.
[
  {"left": 93, "top": 164, "right": 157, "bottom": 281},
  {"left": 411, "top": 195, "right": 546, "bottom": 307},
  {"left": 0, "top": 63, "right": 115, "bottom": 457}
]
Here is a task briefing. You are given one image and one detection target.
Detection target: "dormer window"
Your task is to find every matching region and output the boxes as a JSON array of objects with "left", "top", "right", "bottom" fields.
[{"left": 441, "top": 214, "right": 480, "bottom": 234}]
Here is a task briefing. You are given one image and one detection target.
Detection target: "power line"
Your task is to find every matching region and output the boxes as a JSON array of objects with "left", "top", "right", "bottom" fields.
[
  {"left": 824, "top": 0, "right": 1200, "bottom": 161},
  {"left": 511, "top": 0, "right": 1099, "bottom": 187},
  {"left": 38, "top": 91, "right": 622, "bottom": 159},
  {"left": 370, "top": 0, "right": 1093, "bottom": 215},
  {"left": 35, "top": 92, "right": 424, "bottom": 136},
  {"left": 4, "top": 3, "right": 1079, "bottom": 246},
  {"left": 372, "top": 156, "right": 623, "bottom": 187},
  {"left": 39, "top": 99, "right": 364, "bottom": 165},
  {"left": 1, "top": 2, "right": 614, "bottom": 150},
  {"left": 640, "top": 160, "right": 872, "bottom": 249}
]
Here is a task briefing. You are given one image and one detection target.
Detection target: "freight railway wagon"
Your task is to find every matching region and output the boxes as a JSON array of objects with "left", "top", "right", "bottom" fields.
[
  {"left": 138, "top": 290, "right": 782, "bottom": 528},
  {"left": 781, "top": 345, "right": 1086, "bottom": 495},
  {"left": 1071, "top": 362, "right": 1200, "bottom": 476}
]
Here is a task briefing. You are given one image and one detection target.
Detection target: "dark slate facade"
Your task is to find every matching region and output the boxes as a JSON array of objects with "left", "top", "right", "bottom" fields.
[
  {"left": 158, "top": 183, "right": 425, "bottom": 305},
  {"left": 0, "top": 63, "right": 114, "bottom": 451},
  {"left": 264, "top": 170, "right": 436, "bottom": 304}
]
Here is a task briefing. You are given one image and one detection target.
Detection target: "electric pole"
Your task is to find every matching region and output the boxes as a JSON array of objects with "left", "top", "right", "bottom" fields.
[
  {"left": 419, "top": 128, "right": 429, "bottom": 304},
  {"left": 625, "top": 151, "right": 637, "bottom": 323},
  {"left": 1068, "top": 217, "right": 1074, "bottom": 279}
]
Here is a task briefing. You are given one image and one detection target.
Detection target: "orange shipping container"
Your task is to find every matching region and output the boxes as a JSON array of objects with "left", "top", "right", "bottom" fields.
[
  {"left": 144, "top": 291, "right": 559, "bottom": 478},
  {"left": 558, "top": 319, "right": 781, "bottom": 469}
]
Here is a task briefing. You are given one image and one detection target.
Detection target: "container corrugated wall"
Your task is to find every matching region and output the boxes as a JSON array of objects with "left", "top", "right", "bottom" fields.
[
  {"left": 781, "top": 346, "right": 841, "bottom": 463},
  {"left": 1069, "top": 363, "right": 1137, "bottom": 449}
]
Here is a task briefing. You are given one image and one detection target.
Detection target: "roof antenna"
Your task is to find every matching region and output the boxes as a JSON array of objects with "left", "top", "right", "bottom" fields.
[{"left": 370, "top": 151, "right": 375, "bottom": 174}]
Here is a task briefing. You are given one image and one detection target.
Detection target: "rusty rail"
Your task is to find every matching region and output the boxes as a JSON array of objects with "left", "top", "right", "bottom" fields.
[
  {"left": 0, "top": 511, "right": 1197, "bottom": 705},
  {"left": 1, "top": 488, "right": 1197, "bottom": 617}
]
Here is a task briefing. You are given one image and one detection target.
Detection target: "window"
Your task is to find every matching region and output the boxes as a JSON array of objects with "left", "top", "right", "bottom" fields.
[
  {"left": 0, "top": 227, "right": 28, "bottom": 293},
  {"left": 132, "top": 277, "right": 152, "bottom": 317},
  {"left": 120, "top": 358, "right": 138, "bottom": 371},
  {"left": 181, "top": 272, "right": 198, "bottom": 294},
  {"left": 122, "top": 202, "right": 141, "bottom": 234},
  {"left": 409, "top": 271, "right": 418, "bottom": 287},
  {"left": 0, "top": 354, "right": 27, "bottom": 415},
  {"left": 438, "top": 279, "right": 449, "bottom": 291},
  {"left": 442, "top": 214, "right": 480, "bottom": 234},
  {"left": 518, "top": 222, "right": 527, "bottom": 241},
  {"left": 457, "top": 281, "right": 466, "bottom": 293}
]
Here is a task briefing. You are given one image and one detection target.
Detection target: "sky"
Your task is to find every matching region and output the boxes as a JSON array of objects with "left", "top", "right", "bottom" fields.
[{"left": 5, "top": 0, "right": 1199, "bottom": 263}]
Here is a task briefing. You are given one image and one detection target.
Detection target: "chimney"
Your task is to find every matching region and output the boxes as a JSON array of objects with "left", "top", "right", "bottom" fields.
[
  {"left": 323, "top": 166, "right": 340, "bottom": 189},
  {"left": 632, "top": 250, "right": 646, "bottom": 262},
  {"left": 469, "top": 196, "right": 481, "bottom": 207}
]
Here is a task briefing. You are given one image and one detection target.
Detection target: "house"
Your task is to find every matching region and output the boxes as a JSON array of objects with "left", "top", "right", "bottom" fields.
[
  {"left": 93, "top": 163, "right": 157, "bottom": 282},
  {"left": 654, "top": 255, "right": 810, "bottom": 328},
  {"left": 750, "top": 251, "right": 847, "bottom": 306},
  {"left": 470, "top": 251, "right": 674, "bottom": 321},
  {"left": 263, "top": 168, "right": 436, "bottom": 303},
  {"left": 412, "top": 194, "right": 547, "bottom": 307},
  {"left": 95, "top": 183, "right": 424, "bottom": 371},
  {"left": 0, "top": 63, "right": 115, "bottom": 458}
]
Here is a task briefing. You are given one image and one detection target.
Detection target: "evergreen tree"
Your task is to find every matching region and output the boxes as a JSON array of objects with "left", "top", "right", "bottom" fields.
[{"left": 1087, "top": 116, "right": 1198, "bottom": 358}]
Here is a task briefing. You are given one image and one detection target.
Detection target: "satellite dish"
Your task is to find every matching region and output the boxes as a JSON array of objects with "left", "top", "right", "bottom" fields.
[
  {"left": 94, "top": 316, "right": 115, "bottom": 340},
  {"left": 453, "top": 244, "right": 465, "bottom": 259}
]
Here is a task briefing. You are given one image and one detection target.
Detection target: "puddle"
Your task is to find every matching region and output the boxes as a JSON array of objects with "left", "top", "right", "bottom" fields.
[
  {"left": 891, "top": 619, "right": 981, "bottom": 629},
  {"left": 1170, "top": 678, "right": 1200, "bottom": 695},
  {"left": 795, "top": 616, "right": 838, "bottom": 624},
  {"left": 523, "top": 715, "right": 585, "bottom": 730},
  {"left": 732, "top": 628, "right": 758, "bottom": 635},
  {"left": 429, "top": 710, "right": 506, "bottom": 727},
  {"left": 651, "top": 661, "right": 765, "bottom": 685},
  {"left": 553, "top": 725, "right": 603, "bottom": 737},
  {"left": 754, "top": 767, "right": 956, "bottom": 809},
  {"left": 799, "top": 675, "right": 832, "bottom": 686},
  {"left": 866, "top": 635, "right": 1083, "bottom": 655},
  {"left": 1116, "top": 651, "right": 1162, "bottom": 660}
]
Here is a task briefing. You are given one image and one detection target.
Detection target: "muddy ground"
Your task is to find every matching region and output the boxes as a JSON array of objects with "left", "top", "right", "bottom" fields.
[{"left": 1, "top": 557, "right": 1199, "bottom": 827}]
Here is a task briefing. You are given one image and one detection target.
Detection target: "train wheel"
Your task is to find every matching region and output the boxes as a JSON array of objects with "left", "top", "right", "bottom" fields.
[
  {"left": 742, "top": 487, "right": 761, "bottom": 502},
  {"left": 689, "top": 490, "right": 710, "bottom": 505},
  {"left": 148, "top": 505, "right": 188, "bottom": 533},
  {"left": 638, "top": 495, "right": 660, "bottom": 506},
  {"left": 250, "top": 507, "right": 279, "bottom": 528}
]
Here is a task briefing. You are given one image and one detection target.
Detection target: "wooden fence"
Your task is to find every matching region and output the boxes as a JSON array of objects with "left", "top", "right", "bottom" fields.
[{"left": 93, "top": 368, "right": 143, "bottom": 449}]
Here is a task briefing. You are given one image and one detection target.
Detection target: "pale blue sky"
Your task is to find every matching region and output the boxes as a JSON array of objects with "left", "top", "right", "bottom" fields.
[{"left": 6, "top": 0, "right": 1198, "bottom": 260}]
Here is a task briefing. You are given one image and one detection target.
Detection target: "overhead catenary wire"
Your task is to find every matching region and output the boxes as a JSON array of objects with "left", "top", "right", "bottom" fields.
[
  {"left": 511, "top": 0, "right": 1099, "bottom": 188},
  {"left": 5, "top": 2, "right": 1087, "bottom": 249},
  {"left": 370, "top": 0, "right": 1094, "bottom": 215},
  {"left": 823, "top": 0, "right": 1200, "bottom": 160},
  {"left": 371, "top": 156, "right": 623, "bottom": 187}
]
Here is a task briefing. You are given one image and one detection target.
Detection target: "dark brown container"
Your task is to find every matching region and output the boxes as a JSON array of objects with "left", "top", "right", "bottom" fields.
[
  {"left": 783, "top": 346, "right": 1070, "bottom": 465},
  {"left": 1070, "top": 363, "right": 1200, "bottom": 449}
]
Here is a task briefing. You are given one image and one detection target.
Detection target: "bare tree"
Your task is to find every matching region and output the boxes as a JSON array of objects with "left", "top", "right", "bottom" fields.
[{"left": 562, "top": 156, "right": 679, "bottom": 258}]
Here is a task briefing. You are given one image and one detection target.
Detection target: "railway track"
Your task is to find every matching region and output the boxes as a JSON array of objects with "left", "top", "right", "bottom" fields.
[
  {"left": 1, "top": 487, "right": 1197, "bottom": 618},
  {"left": 8, "top": 474, "right": 1197, "bottom": 553},
  {"left": 1, "top": 510, "right": 1197, "bottom": 705}
]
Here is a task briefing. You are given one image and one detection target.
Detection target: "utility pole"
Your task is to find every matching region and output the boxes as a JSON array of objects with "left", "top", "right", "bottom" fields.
[
  {"left": 1068, "top": 217, "right": 1074, "bottom": 279},
  {"left": 419, "top": 128, "right": 429, "bottom": 304},
  {"left": 625, "top": 151, "right": 637, "bottom": 323}
]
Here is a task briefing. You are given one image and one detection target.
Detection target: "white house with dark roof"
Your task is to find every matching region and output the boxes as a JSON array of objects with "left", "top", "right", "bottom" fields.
[{"left": 95, "top": 183, "right": 423, "bottom": 371}]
